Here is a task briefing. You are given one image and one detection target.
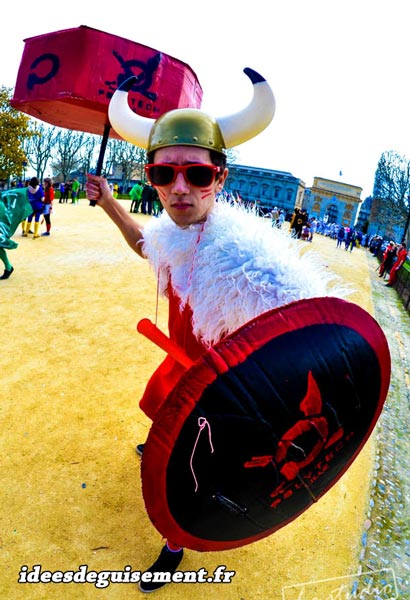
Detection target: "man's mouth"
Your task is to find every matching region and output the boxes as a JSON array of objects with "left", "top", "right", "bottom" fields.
[{"left": 171, "top": 203, "right": 192, "bottom": 210}]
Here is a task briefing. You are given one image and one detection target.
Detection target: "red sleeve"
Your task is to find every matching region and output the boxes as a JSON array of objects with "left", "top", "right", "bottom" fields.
[{"left": 139, "top": 283, "right": 207, "bottom": 420}]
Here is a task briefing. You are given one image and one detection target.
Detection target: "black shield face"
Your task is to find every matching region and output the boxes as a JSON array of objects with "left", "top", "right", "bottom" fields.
[{"left": 141, "top": 298, "right": 390, "bottom": 551}]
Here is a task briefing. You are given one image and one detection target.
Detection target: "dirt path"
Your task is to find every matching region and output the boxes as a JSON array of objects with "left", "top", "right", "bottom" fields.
[{"left": 1, "top": 201, "right": 383, "bottom": 599}]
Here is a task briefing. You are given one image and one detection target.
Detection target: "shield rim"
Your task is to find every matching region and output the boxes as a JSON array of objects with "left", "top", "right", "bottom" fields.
[{"left": 141, "top": 296, "right": 391, "bottom": 551}]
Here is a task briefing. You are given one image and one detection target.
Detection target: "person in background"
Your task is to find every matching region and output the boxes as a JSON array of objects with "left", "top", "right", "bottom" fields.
[
  {"left": 59, "top": 182, "right": 65, "bottom": 203},
  {"left": 308, "top": 217, "right": 317, "bottom": 242},
  {"left": 22, "top": 177, "right": 44, "bottom": 239},
  {"left": 348, "top": 230, "right": 357, "bottom": 252},
  {"left": 129, "top": 180, "right": 143, "bottom": 213},
  {"left": 0, "top": 187, "right": 32, "bottom": 279},
  {"left": 344, "top": 228, "right": 353, "bottom": 251},
  {"left": 293, "top": 208, "right": 307, "bottom": 239},
  {"left": 336, "top": 225, "right": 345, "bottom": 248},
  {"left": 370, "top": 235, "right": 383, "bottom": 257},
  {"left": 289, "top": 207, "right": 300, "bottom": 237},
  {"left": 378, "top": 241, "right": 396, "bottom": 278},
  {"left": 20, "top": 179, "right": 30, "bottom": 234},
  {"left": 63, "top": 181, "right": 71, "bottom": 203},
  {"left": 42, "top": 178, "right": 55, "bottom": 236},
  {"left": 386, "top": 242, "right": 407, "bottom": 287},
  {"left": 271, "top": 206, "right": 279, "bottom": 227},
  {"left": 140, "top": 182, "right": 154, "bottom": 215},
  {"left": 300, "top": 221, "right": 310, "bottom": 240},
  {"left": 71, "top": 177, "right": 80, "bottom": 204},
  {"left": 151, "top": 186, "right": 162, "bottom": 217}
]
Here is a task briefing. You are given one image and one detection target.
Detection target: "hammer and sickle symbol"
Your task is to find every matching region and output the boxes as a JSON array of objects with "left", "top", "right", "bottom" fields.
[
  {"left": 108, "top": 51, "right": 161, "bottom": 101},
  {"left": 27, "top": 53, "right": 60, "bottom": 90}
]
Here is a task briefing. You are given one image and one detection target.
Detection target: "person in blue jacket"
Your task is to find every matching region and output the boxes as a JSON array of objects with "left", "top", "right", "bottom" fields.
[{"left": 22, "top": 177, "right": 44, "bottom": 239}]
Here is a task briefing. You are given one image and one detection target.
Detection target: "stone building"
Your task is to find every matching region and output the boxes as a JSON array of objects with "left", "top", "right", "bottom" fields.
[
  {"left": 225, "top": 163, "right": 304, "bottom": 215},
  {"left": 303, "top": 177, "right": 362, "bottom": 228}
]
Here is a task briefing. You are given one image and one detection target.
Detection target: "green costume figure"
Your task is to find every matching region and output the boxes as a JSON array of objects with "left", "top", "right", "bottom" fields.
[
  {"left": 0, "top": 188, "right": 32, "bottom": 279},
  {"left": 129, "top": 181, "right": 143, "bottom": 213}
]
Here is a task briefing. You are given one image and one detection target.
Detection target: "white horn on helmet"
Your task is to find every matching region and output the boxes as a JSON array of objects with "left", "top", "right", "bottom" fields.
[
  {"left": 108, "top": 68, "right": 275, "bottom": 152},
  {"left": 217, "top": 68, "right": 276, "bottom": 149},
  {"left": 108, "top": 76, "right": 153, "bottom": 149}
]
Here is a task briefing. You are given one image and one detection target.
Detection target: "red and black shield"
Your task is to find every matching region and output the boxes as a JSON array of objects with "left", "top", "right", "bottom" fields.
[{"left": 141, "top": 297, "right": 390, "bottom": 551}]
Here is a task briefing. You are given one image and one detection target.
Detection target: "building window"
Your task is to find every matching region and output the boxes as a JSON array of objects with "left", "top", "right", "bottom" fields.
[{"left": 326, "top": 204, "right": 338, "bottom": 223}]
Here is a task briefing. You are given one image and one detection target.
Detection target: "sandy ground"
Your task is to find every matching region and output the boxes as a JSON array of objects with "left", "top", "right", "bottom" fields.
[{"left": 1, "top": 200, "right": 379, "bottom": 599}]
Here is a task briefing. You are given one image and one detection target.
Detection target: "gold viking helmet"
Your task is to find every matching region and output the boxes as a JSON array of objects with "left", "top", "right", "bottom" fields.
[{"left": 108, "top": 68, "right": 276, "bottom": 154}]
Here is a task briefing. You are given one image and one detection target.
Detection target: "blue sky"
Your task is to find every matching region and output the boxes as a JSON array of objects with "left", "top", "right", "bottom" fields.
[{"left": 2, "top": 0, "right": 410, "bottom": 198}]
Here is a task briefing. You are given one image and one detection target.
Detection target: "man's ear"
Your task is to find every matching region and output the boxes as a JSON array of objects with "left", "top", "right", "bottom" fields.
[{"left": 216, "top": 167, "right": 229, "bottom": 192}]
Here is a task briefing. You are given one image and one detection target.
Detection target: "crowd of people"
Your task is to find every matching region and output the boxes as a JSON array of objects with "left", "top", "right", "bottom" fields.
[
  {"left": 283, "top": 209, "right": 410, "bottom": 288},
  {"left": 259, "top": 205, "right": 409, "bottom": 288},
  {"left": 58, "top": 177, "right": 80, "bottom": 204},
  {"left": 376, "top": 239, "right": 408, "bottom": 287},
  {"left": 18, "top": 176, "right": 61, "bottom": 239},
  {"left": 129, "top": 181, "right": 162, "bottom": 216},
  {"left": 2, "top": 172, "right": 409, "bottom": 289},
  {"left": 1, "top": 175, "right": 70, "bottom": 279}
]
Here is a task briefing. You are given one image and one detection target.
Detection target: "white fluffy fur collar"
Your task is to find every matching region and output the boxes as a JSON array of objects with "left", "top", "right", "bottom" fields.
[{"left": 142, "top": 201, "right": 336, "bottom": 347}]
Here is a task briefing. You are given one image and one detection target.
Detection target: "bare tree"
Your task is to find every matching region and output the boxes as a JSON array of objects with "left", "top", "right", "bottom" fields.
[
  {"left": 104, "top": 139, "right": 147, "bottom": 192},
  {"left": 131, "top": 146, "right": 148, "bottom": 183},
  {"left": 226, "top": 148, "right": 239, "bottom": 164},
  {"left": 23, "top": 122, "right": 60, "bottom": 182},
  {"left": 50, "top": 129, "right": 87, "bottom": 181},
  {"left": 373, "top": 150, "right": 410, "bottom": 241},
  {"left": 102, "top": 138, "right": 118, "bottom": 178},
  {"left": 76, "top": 134, "right": 100, "bottom": 188}
]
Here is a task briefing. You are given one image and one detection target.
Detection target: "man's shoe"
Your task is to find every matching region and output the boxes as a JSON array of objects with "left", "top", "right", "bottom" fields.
[
  {"left": 136, "top": 444, "right": 145, "bottom": 456},
  {"left": 138, "top": 545, "right": 184, "bottom": 593},
  {"left": 41, "top": 232, "right": 50, "bottom": 236},
  {"left": 385, "top": 283, "right": 392, "bottom": 287},
  {"left": 0, "top": 267, "right": 14, "bottom": 280}
]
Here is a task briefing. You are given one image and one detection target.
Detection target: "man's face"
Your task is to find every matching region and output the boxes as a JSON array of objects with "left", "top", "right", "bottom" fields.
[{"left": 151, "top": 146, "right": 228, "bottom": 227}]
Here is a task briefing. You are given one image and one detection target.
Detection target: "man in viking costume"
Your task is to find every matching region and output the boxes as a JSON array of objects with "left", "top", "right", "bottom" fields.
[{"left": 86, "top": 68, "right": 339, "bottom": 592}]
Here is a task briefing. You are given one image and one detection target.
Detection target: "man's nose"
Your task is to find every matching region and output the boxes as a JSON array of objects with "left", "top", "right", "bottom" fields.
[{"left": 172, "top": 171, "right": 190, "bottom": 193}]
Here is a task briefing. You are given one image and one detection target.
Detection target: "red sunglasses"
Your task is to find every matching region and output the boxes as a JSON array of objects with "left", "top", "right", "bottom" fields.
[{"left": 145, "top": 163, "right": 220, "bottom": 187}]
